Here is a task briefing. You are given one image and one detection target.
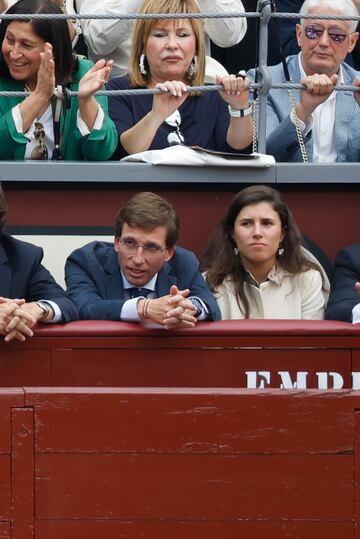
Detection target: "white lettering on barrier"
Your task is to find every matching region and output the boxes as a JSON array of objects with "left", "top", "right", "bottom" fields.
[
  {"left": 245, "top": 371, "right": 271, "bottom": 389},
  {"left": 245, "top": 371, "right": 360, "bottom": 389},
  {"left": 352, "top": 372, "right": 360, "bottom": 390},
  {"left": 316, "top": 372, "right": 344, "bottom": 390},
  {"left": 278, "top": 371, "right": 308, "bottom": 389}
]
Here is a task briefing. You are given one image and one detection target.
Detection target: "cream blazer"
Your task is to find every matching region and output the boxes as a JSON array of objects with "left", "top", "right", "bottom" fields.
[{"left": 213, "top": 265, "right": 329, "bottom": 320}]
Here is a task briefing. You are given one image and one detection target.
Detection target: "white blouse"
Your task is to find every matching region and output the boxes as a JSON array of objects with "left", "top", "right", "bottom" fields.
[{"left": 213, "top": 265, "right": 329, "bottom": 320}]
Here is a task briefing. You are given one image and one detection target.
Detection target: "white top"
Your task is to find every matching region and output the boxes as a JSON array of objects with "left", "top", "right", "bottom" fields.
[
  {"left": 11, "top": 102, "right": 104, "bottom": 159},
  {"left": 75, "top": 0, "right": 247, "bottom": 77},
  {"left": 352, "top": 303, "right": 360, "bottom": 323},
  {"left": 212, "top": 265, "right": 328, "bottom": 320}
]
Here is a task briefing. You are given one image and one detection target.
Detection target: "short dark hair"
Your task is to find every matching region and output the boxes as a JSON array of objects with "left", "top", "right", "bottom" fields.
[
  {"left": 114, "top": 192, "right": 180, "bottom": 248},
  {"left": 0, "top": 0, "right": 74, "bottom": 85},
  {"left": 0, "top": 183, "right": 7, "bottom": 235}
]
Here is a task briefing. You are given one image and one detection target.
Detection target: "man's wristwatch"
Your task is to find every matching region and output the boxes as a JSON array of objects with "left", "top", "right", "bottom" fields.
[{"left": 36, "top": 301, "right": 52, "bottom": 320}]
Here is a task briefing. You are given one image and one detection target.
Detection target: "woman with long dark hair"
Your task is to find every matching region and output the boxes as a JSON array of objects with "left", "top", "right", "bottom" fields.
[
  {"left": 203, "top": 185, "right": 329, "bottom": 319},
  {"left": 0, "top": 0, "right": 117, "bottom": 159}
]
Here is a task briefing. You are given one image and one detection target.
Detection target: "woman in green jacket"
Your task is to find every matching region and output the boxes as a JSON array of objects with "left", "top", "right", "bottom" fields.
[{"left": 0, "top": 0, "right": 118, "bottom": 160}]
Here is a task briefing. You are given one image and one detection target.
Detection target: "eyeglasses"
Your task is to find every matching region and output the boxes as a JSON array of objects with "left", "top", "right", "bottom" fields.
[
  {"left": 119, "top": 238, "right": 167, "bottom": 255},
  {"left": 304, "top": 24, "right": 349, "bottom": 43},
  {"left": 165, "top": 109, "right": 185, "bottom": 146},
  {"left": 31, "top": 122, "right": 49, "bottom": 160}
]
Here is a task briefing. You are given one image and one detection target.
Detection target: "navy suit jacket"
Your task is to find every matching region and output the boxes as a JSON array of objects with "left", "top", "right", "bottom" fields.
[
  {"left": 0, "top": 233, "right": 78, "bottom": 322},
  {"left": 65, "top": 241, "right": 221, "bottom": 321},
  {"left": 325, "top": 244, "right": 360, "bottom": 322}
]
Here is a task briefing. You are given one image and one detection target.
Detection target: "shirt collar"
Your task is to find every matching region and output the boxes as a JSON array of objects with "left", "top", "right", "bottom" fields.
[
  {"left": 121, "top": 271, "right": 158, "bottom": 291},
  {"left": 245, "top": 264, "right": 289, "bottom": 287}
]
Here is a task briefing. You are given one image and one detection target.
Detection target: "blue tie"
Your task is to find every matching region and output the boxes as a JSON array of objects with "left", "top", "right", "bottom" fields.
[{"left": 128, "top": 287, "right": 151, "bottom": 299}]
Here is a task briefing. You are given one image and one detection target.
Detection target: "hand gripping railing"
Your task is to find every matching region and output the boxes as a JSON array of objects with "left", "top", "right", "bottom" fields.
[{"left": 0, "top": 7, "right": 359, "bottom": 155}]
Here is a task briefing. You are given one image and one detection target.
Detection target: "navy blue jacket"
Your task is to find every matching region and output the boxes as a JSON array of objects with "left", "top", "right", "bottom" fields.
[
  {"left": 107, "top": 76, "right": 243, "bottom": 159},
  {"left": 326, "top": 244, "right": 360, "bottom": 322},
  {"left": 65, "top": 241, "right": 221, "bottom": 321},
  {"left": 0, "top": 233, "right": 78, "bottom": 322}
]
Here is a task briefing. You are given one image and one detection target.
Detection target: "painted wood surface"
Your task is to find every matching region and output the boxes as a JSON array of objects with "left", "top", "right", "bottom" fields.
[
  {"left": 0, "top": 321, "right": 359, "bottom": 389},
  {"left": 0, "top": 388, "right": 359, "bottom": 537}
]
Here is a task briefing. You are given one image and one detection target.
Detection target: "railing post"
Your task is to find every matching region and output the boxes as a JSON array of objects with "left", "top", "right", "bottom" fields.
[{"left": 256, "top": 0, "right": 272, "bottom": 154}]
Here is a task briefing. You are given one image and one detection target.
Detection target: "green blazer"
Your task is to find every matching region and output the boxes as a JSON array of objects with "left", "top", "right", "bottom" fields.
[{"left": 0, "top": 57, "right": 118, "bottom": 160}]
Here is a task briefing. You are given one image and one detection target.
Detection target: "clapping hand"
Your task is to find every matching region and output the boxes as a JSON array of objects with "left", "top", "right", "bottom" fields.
[{"left": 78, "top": 59, "right": 113, "bottom": 99}]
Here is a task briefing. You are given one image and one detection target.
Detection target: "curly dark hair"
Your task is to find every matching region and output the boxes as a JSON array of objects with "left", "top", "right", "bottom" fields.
[
  {"left": 0, "top": 183, "right": 7, "bottom": 235},
  {"left": 203, "top": 185, "right": 322, "bottom": 318}
]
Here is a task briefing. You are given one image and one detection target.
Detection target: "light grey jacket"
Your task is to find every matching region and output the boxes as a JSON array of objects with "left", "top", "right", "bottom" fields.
[{"left": 248, "top": 54, "right": 360, "bottom": 162}]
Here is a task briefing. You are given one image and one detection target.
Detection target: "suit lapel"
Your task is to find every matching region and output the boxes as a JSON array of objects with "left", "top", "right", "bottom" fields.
[
  {"left": 288, "top": 56, "right": 302, "bottom": 103},
  {"left": 0, "top": 241, "right": 11, "bottom": 297},
  {"left": 156, "top": 263, "right": 178, "bottom": 297},
  {"left": 102, "top": 248, "right": 125, "bottom": 298},
  {"left": 335, "top": 65, "right": 358, "bottom": 159}
]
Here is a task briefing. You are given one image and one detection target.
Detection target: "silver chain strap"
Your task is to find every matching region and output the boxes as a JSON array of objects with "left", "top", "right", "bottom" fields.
[
  {"left": 251, "top": 86, "right": 309, "bottom": 162},
  {"left": 251, "top": 99, "right": 258, "bottom": 154},
  {"left": 287, "top": 86, "right": 308, "bottom": 163}
]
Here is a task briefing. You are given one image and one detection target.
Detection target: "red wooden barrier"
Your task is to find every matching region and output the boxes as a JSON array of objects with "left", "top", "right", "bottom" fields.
[
  {"left": 0, "top": 387, "right": 358, "bottom": 538},
  {"left": 1, "top": 320, "right": 360, "bottom": 389}
]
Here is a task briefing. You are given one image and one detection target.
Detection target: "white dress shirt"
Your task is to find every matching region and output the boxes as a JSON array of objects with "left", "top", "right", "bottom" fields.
[
  {"left": 290, "top": 54, "right": 343, "bottom": 163},
  {"left": 352, "top": 303, "right": 360, "bottom": 323}
]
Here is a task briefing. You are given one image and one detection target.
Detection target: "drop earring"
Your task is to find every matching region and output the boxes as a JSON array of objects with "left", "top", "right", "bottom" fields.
[
  {"left": 139, "top": 53, "right": 147, "bottom": 75},
  {"left": 188, "top": 55, "right": 198, "bottom": 78},
  {"left": 234, "top": 247, "right": 239, "bottom": 256},
  {"left": 278, "top": 247, "right": 284, "bottom": 256}
]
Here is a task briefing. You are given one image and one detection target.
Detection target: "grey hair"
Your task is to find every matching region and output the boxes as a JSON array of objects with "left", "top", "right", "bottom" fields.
[{"left": 300, "top": 0, "right": 359, "bottom": 33}]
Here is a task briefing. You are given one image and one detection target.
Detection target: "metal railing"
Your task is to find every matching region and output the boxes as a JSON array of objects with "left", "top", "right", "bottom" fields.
[{"left": 0, "top": 5, "right": 359, "bottom": 183}]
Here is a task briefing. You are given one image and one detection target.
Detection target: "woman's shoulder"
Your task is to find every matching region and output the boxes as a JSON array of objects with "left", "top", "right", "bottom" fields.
[
  {"left": 210, "top": 275, "right": 236, "bottom": 296},
  {"left": 106, "top": 75, "right": 132, "bottom": 91},
  {"left": 74, "top": 56, "right": 94, "bottom": 74},
  {"left": 288, "top": 266, "right": 324, "bottom": 289}
]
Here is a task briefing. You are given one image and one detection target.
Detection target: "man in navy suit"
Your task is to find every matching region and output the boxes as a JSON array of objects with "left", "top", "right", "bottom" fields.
[
  {"left": 65, "top": 192, "right": 221, "bottom": 328},
  {"left": 0, "top": 184, "right": 78, "bottom": 342},
  {"left": 326, "top": 244, "right": 360, "bottom": 322}
]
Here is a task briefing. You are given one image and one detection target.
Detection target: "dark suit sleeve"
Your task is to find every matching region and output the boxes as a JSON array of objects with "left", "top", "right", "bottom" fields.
[
  {"left": 170, "top": 248, "right": 221, "bottom": 321},
  {"left": 4, "top": 238, "right": 78, "bottom": 323},
  {"left": 325, "top": 246, "right": 360, "bottom": 322},
  {"left": 65, "top": 246, "right": 126, "bottom": 320},
  {"left": 27, "top": 260, "right": 79, "bottom": 322},
  {"left": 273, "top": 0, "right": 301, "bottom": 58}
]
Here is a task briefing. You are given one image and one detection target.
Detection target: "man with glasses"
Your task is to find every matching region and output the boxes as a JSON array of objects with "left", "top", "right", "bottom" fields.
[
  {"left": 251, "top": 0, "right": 360, "bottom": 162},
  {"left": 0, "top": 184, "right": 78, "bottom": 342},
  {"left": 65, "top": 192, "right": 221, "bottom": 328}
]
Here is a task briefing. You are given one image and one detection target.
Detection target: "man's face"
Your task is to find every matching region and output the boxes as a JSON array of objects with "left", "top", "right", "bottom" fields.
[
  {"left": 114, "top": 223, "right": 174, "bottom": 287},
  {"left": 296, "top": 7, "right": 359, "bottom": 76}
]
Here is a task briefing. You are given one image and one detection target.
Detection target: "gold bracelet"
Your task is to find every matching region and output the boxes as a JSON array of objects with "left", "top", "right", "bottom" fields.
[{"left": 58, "top": 1, "right": 67, "bottom": 12}]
